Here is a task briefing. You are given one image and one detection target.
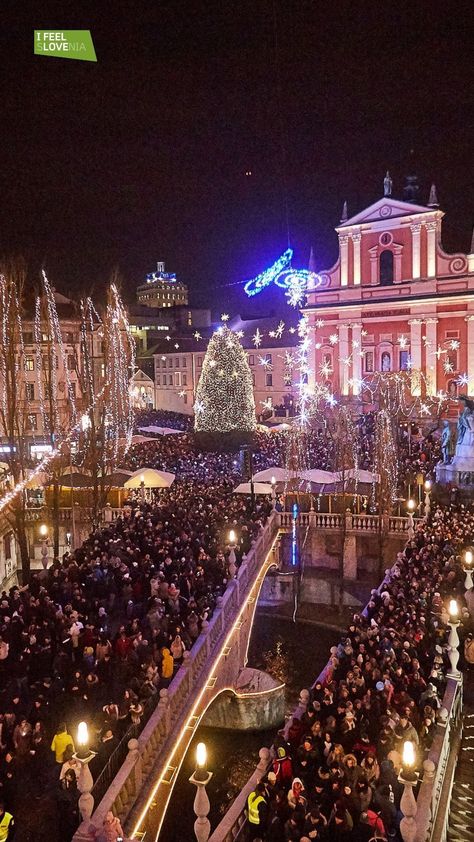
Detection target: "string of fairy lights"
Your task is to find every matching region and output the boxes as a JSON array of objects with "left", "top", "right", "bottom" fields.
[{"left": 0, "top": 276, "right": 135, "bottom": 516}]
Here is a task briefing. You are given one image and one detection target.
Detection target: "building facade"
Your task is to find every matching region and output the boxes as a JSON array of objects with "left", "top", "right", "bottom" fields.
[
  {"left": 304, "top": 189, "right": 474, "bottom": 403},
  {"left": 137, "top": 261, "right": 188, "bottom": 309}
]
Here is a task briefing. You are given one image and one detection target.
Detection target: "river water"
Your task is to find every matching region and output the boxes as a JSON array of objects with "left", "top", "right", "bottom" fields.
[{"left": 159, "top": 611, "right": 339, "bottom": 841}]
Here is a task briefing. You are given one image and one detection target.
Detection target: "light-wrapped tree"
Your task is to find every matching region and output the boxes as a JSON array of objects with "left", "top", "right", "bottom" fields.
[{"left": 194, "top": 326, "right": 256, "bottom": 447}]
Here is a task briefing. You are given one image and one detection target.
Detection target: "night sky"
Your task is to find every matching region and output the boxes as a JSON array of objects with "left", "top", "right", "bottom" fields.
[{"left": 2, "top": 1, "right": 473, "bottom": 315}]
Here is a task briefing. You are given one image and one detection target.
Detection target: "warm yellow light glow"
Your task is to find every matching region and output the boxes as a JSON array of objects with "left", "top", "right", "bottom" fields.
[
  {"left": 271, "top": 476, "right": 276, "bottom": 486},
  {"left": 229, "top": 529, "right": 236, "bottom": 545},
  {"left": 196, "top": 742, "right": 207, "bottom": 769},
  {"left": 407, "top": 499, "right": 415, "bottom": 511},
  {"left": 424, "top": 480, "right": 432, "bottom": 491},
  {"left": 140, "top": 474, "right": 145, "bottom": 484},
  {"left": 449, "top": 599, "right": 458, "bottom": 619},
  {"left": 403, "top": 740, "right": 415, "bottom": 768},
  {"left": 39, "top": 524, "right": 48, "bottom": 537},
  {"left": 81, "top": 413, "right": 91, "bottom": 431},
  {"left": 77, "top": 721, "right": 88, "bottom": 747},
  {"left": 465, "top": 550, "right": 473, "bottom": 566}
]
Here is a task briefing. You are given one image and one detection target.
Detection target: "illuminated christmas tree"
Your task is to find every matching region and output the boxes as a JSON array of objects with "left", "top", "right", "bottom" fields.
[{"left": 194, "top": 326, "right": 256, "bottom": 443}]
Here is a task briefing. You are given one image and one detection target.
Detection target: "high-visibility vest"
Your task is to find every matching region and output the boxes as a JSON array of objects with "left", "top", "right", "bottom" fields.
[
  {"left": 0, "top": 812, "right": 13, "bottom": 842},
  {"left": 247, "top": 792, "right": 265, "bottom": 825}
]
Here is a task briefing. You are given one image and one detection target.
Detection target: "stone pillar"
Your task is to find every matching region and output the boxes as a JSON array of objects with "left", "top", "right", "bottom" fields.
[
  {"left": 393, "top": 244, "right": 403, "bottom": 282},
  {"left": 343, "top": 534, "right": 357, "bottom": 580},
  {"left": 424, "top": 318, "right": 438, "bottom": 395},
  {"left": 351, "top": 323, "right": 362, "bottom": 395},
  {"left": 352, "top": 233, "right": 361, "bottom": 285},
  {"left": 339, "top": 234, "right": 349, "bottom": 286},
  {"left": 338, "top": 324, "right": 350, "bottom": 395},
  {"left": 426, "top": 221, "right": 438, "bottom": 277},
  {"left": 409, "top": 319, "right": 423, "bottom": 395},
  {"left": 369, "top": 246, "right": 378, "bottom": 284},
  {"left": 410, "top": 223, "right": 422, "bottom": 279},
  {"left": 465, "top": 315, "right": 474, "bottom": 391}
]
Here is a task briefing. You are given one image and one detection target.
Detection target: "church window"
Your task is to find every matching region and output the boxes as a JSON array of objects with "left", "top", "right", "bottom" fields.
[
  {"left": 380, "top": 250, "right": 394, "bottom": 285},
  {"left": 381, "top": 351, "right": 391, "bottom": 372},
  {"left": 364, "top": 351, "right": 374, "bottom": 373},
  {"left": 400, "top": 350, "right": 410, "bottom": 371}
]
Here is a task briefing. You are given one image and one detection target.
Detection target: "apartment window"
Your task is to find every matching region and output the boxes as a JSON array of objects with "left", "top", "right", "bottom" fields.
[
  {"left": 175, "top": 372, "right": 181, "bottom": 387},
  {"left": 25, "top": 358, "right": 34, "bottom": 371},
  {"left": 248, "top": 355, "right": 254, "bottom": 366},
  {"left": 197, "top": 357, "right": 203, "bottom": 367},
  {"left": 265, "top": 373, "right": 273, "bottom": 387},
  {"left": 183, "top": 394, "right": 188, "bottom": 404},
  {"left": 64, "top": 332, "right": 75, "bottom": 344},
  {"left": 23, "top": 332, "right": 33, "bottom": 344},
  {"left": 67, "top": 355, "right": 75, "bottom": 371},
  {"left": 445, "top": 330, "right": 460, "bottom": 339},
  {"left": 156, "top": 359, "right": 160, "bottom": 368},
  {"left": 168, "top": 374, "right": 173, "bottom": 386},
  {"left": 182, "top": 357, "right": 187, "bottom": 368},
  {"left": 182, "top": 373, "right": 187, "bottom": 386},
  {"left": 168, "top": 358, "right": 173, "bottom": 368},
  {"left": 265, "top": 354, "right": 273, "bottom": 365},
  {"left": 26, "top": 383, "right": 35, "bottom": 401},
  {"left": 156, "top": 375, "right": 161, "bottom": 386},
  {"left": 175, "top": 357, "right": 180, "bottom": 368},
  {"left": 27, "top": 413, "right": 37, "bottom": 431},
  {"left": 400, "top": 350, "right": 410, "bottom": 371}
]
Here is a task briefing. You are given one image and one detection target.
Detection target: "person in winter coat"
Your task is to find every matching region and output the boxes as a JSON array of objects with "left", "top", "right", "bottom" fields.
[
  {"left": 102, "top": 810, "right": 124, "bottom": 842},
  {"left": 160, "top": 647, "right": 174, "bottom": 687},
  {"left": 51, "top": 723, "right": 75, "bottom": 764},
  {"left": 287, "top": 777, "right": 307, "bottom": 810}
]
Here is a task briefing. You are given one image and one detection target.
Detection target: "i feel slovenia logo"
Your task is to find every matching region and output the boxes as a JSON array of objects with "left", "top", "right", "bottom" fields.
[{"left": 34, "top": 30, "right": 97, "bottom": 62}]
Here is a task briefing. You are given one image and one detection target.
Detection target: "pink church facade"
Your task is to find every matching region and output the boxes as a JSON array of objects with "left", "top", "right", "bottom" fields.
[{"left": 304, "top": 191, "right": 474, "bottom": 405}]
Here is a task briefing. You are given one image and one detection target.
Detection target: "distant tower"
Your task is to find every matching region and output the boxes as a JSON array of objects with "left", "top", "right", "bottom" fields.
[
  {"left": 403, "top": 174, "right": 420, "bottom": 203},
  {"left": 340, "top": 201, "right": 348, "bottom": 223},
  {"left": 383, "top": 171, "right": 393, "bottom": 197},
  {"left": 427, "top": 183, "right": 439, "bottom": 208}
]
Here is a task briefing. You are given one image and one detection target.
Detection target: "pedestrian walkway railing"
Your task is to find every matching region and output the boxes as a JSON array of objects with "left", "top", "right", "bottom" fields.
[{"left": 277, "top": 510, "right": 416, "bottom": 534}]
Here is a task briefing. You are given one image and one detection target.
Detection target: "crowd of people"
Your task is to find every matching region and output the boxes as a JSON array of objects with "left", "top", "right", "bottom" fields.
[
  {"left": 0, "top": 410, "right": 453, "bottom": 840},
  {"left": 247, "top": 501, "right": 472, "bottom": 841}
]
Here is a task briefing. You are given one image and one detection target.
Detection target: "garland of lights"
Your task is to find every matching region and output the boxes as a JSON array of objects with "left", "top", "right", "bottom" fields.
[{"left": 194, "top": 325, "right": 256, "bottom": 434}]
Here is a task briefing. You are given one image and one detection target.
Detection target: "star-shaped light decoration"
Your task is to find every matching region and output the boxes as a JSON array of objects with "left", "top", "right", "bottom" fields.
[
  {"left": 316, "top": 318, "right": 324, "bottom": 328},
  {"left": 221, "top": 313, "right": 229, "bottom": 322},
  {"left": 174, "top": 343, "right": 179, "bottom": 349},
  {"left": 161, "top": 355, "right": 166, "bottom": 361},
  {"left": 443, "top": 360, "right": 454, "bottom": 374},
  {"left": 275, "top": 320, "right": 285, "bottom": 338},
  {"left": 178, "top": 390, "right": 186, "bottom": 397},
  {"left": 352, "top": 339, "right": 360, "bottom": 349},
  {"left": 193, "top": 331, "right": 202, "bottom": 341},
  {"left": 252, "top": 328, "right": 263, "bottom": 347},
  {"left": 329, "top": 333, "right": 339, "bottom": 345},
  {"left": 456, "top": 373, "right": 469, "bottom": 386},
  {"left": 166, "top": 335, "right": 171, "bottom": 341},
  {"left": 449, "top": 339, "right": 460, "bottom": 350},
  {"left": 326, "top": 393, "right": 337, "bottom": 407},
  {"left": 260, "top": 399, "right": 273, "bottom": 411},
  {"left": 236, "top": 330, "right": 244, "bottom": 338},
  {"left": 420, "top": 403, "right": 430, "bottom": 415},
  {"left": 434, "top": 345, "right": 446, "bottom": 360},
  {"left": 398, "top": 335, "right": 408, "bottom": 348},
  {"left": 269, "top": 330, "right": 276, "bottom": 338},
  {"left": 361, "top": 329, "right": 368, "bottom": 337},
  {"left": 194, "top": 400, "right": 204, "bottom": 413},
  {"left": 288, "top": 327, "right": 296, "bottom": 334},
  {"left": 258, "top": 355, "right": 272, "bottom": 369}
]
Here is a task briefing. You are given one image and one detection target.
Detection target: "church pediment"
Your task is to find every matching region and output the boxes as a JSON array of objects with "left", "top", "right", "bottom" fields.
[{"left": 337, "top": 198, "right": 438, "bottom": 228}]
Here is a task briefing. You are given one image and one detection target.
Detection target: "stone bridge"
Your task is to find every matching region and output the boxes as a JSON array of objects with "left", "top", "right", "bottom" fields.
[{"left": 72, "top": 509, "right": 415, "bottom": 842}]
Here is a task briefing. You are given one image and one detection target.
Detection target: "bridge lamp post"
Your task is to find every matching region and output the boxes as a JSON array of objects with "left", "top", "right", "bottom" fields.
[
  {"left": 73, "top": 720, "right": 97, "bottom": 821},
  {"left": 464, "top": 549, "right": 474, "bottom": 591},
  {"left": 189, "top": 741, "right": 213, "bottom": 842},
  {"left": 39, "top": 523, "right": 49, "bottom": 570},
  {"left": 407, "top": 499, "right": 415, "bottom": 540},
  {"left": 271, "top": 476, "right": 276, "bottom": 506},
  {"left": 398, "top": 740, "right": 418, "bottom": 842},
  {"left": 423, "top": 480, "right": 432, "bottom": 519},
  {"left": 447, "top": 599, "right": 461, "bottom": 679},
  {"left": 228, "top": 529, "right": 237, "bottom": 578},
  {"left": 140, "top": 473, "right": 146, "bottom": 501}
]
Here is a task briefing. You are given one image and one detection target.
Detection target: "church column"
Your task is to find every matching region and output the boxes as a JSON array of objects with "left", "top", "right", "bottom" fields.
[
  {"left": 425, "top": 221, "right": 437, "bottom": 278},
  {"left": 424, "top": 318, "right": 438, "bottom": 395},
  {"left": 409, "top": 319, "right": 422, "bottom": 396},
  {"left": 339, "top": 234, "right": 349, "bottom": 286},
  {"left": 352, "top": 233, "right": 361, "bottom": 286},
  {"left": 410, "top": 223, "right": 422, "bottom": 279},
  {"left": 465, "top": 315, "right": 474, "bottom": 394},
  {"left": 338, "top": 324, "right": 350, "bottom": 396},
  {"left": 351, "top": 323, "right": 362, "bottom": 395}
]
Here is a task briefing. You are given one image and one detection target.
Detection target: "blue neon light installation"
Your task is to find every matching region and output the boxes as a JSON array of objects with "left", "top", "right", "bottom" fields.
[
  {"left": 243, "top": 248, "right": 325, "bottom": 299},
  {"left": 291, "top": 502, "right": 299, "bottom": 567}
]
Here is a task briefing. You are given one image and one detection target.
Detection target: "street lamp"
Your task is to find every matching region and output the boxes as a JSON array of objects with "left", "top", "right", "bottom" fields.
[
  {"left": 398, "top": 740, "right": 418, "bottom": 842},
  {"left": 271, "top": 475, "right": 276, "bottom": 506},
  {"left": 464, "top": 549, "right": 473, "bottom": 591},
  {"left": 189, "top": 741, "right": 213, "bottom": 842},
  {"left": 39, "top": 523, "right": 49, "bottom": 570},
  {"left": 73, "top": 721, "right": 97, "bottom": 821},
  {"left": 140, "top": 473, "right": 146, "bottom": 501},
  {"left": 228, "top": 529, "right": 237, "bottom": 579},
  {"left": 424, "top": 480, "right": 432, "bottom": 518},
  {"left": 407, "top": 499, "right": 415, "bottom": 540},
  {"left": 447, "top": 599, "right": 461, "bottom": 679}
]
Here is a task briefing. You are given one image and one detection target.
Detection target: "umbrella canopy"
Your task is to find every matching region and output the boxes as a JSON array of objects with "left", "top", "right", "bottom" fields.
[
  {"left": 334, "top": 468, "right": 379, "bottom": 484},
  {"left": 124, "top": 468, "right": 175, "bottom": 489},
  {"left": 55, "top": 473, "right": 95, "bottom": 489},
  {"left": 234, "top": 481, "right": 273, "bottom": 495},
  {"left": 253, "top": 467, "right": 287, "bottom": 483},
  {"left": 138, "top": 425, "right": 183, "bottom": 436}
]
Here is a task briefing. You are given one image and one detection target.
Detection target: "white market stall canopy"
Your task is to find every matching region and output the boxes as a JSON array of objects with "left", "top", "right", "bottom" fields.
[
  {"left": 300, "top": 469, "right": 337, "bottom": 485},
  {"left": 234, "top": 481, "right": 273, "bottom": 496},
  {"left": 138, "top": 425, "right": 183, "bottom": 436},
  {"left": 252, "top": 467, "right": 287, "bottom": 483},
  {"left": 124, "top": 468, "right": 175, "bottom": 489}
]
